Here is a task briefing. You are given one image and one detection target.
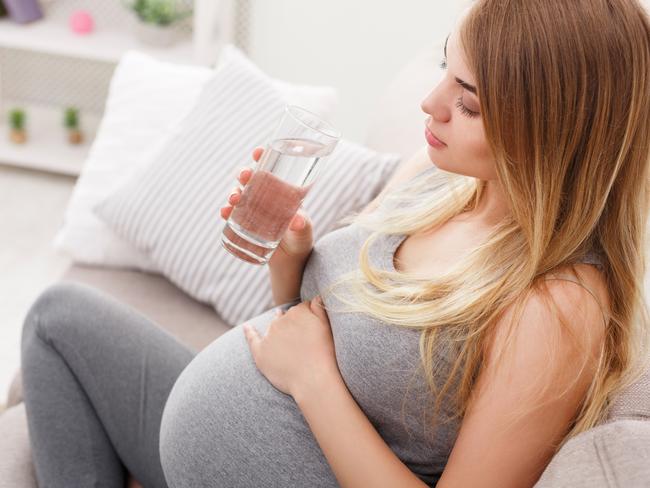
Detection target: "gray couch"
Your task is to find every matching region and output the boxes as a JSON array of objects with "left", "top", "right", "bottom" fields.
[{"left": 2, "top": 45, "right": 650, "bottom": 487}]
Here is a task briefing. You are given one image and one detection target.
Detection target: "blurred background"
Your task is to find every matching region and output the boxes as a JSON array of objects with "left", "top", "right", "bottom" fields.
[{"left": 0, "top": 0, "right": 471, "bottom": 399}]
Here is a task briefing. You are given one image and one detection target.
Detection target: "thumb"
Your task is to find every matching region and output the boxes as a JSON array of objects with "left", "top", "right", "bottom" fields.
[
  {"left": 310, "top": 296, "right": 328, "bottom": 320},
  {"left": 289, "top": 209, "right": 312, "bottom": 233}
]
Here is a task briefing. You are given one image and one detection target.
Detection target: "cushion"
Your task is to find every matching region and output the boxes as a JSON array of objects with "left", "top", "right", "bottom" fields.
[
  {"left": 53, "top": 50, "right": 213, "bottom": 272},
  {"left": 0, "top": 404, "right": 37, "bottom": 488},
  {"left": 93, "top": 56, "right": 402, "bottom": 326},
  {"left": 534, "top": 419, "right": 650, "bottom": 487},
  {"left": 53, "top": 45, "right": 338, "bottom": 272},
  {"left": 7, "top": 371, "right": 22, "bottom": 409},
  {"left": 606, "top": 357, "right": 650, "bottom": 422}
]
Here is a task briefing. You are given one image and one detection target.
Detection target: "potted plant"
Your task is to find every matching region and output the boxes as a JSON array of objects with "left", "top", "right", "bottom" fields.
[
  {"left": 122, "top": 0, "right": 193, "bottom": 47},
  {"left": 63, "top": 106, "right": 83, "bottom": 145},
  {"left": 3, "top": 0, "right": 43, "bottom": 24},
  {"left": 8, "top": 108, "right": 26, "bottom": 144}
]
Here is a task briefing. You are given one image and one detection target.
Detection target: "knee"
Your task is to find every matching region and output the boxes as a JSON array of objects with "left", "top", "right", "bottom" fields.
[{"left": 22, "top": 282, "right": 98, "bottom": 348}]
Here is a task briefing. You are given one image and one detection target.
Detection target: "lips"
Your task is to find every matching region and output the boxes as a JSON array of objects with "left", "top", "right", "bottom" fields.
[{"left": 425, "top": 126, "right": 446, "bottom": 147}]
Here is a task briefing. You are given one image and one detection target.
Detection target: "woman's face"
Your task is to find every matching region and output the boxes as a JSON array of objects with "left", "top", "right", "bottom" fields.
[{"left": 420, "top": 29, "right": 498, "bottom": 181}]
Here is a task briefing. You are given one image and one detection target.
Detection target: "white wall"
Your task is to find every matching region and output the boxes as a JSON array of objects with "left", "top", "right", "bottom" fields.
[
  {"left": 247, "top": 0, "right": 471, "bottom": 144},
  {"left": 247, "top": 0, "right": 650, "bottom": 145}
]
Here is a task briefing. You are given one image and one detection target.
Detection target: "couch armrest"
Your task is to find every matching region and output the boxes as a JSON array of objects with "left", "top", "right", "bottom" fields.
[
  {"left": 7, "top": 370, "right": 22, "bottom": 409},
  {"left": 0, "top": 403, "right": 37, "bottom": 488},
  {"left": 534, "top": 419, "right": 650, "bottom": 487}
]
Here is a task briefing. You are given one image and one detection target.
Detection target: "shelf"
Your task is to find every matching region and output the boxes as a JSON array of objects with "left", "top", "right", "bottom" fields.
[
  {"left": 0, "top": 17, "right": 200, "bottom": 65},
  {"left": 0, "top": 101, "right": 101, "bottom": 176}
]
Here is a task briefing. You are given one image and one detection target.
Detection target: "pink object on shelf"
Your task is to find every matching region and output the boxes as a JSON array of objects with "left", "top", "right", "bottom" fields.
[{"left": 69, "top": 10, "right": 95, "bottom": 35}]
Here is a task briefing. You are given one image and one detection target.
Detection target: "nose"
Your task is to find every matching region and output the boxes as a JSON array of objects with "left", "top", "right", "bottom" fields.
[{"left": 420, "top": 83, "right": 451, "bottom": 124}]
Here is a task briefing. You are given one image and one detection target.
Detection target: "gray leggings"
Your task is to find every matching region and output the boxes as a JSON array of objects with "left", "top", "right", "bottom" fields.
[{"left": 21, "top": 282, "right": 338, "bottom": 488}]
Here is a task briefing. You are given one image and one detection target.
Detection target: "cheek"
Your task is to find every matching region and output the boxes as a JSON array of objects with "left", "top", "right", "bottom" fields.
[
  {"left": 426, "top": 121, "right": 498, "bottom": 180},
  {"left": 468, "top": 133, "right": 492, "bottom": 162},
  {"left": 454, "top": 123, "right": 497, "bottom": 180}
]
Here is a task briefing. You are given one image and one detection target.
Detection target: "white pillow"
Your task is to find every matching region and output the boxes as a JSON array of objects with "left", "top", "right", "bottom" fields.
[
  {"left": 93, "top": 56, "right": 402, "bottom": 326},
  {"left": 53, "top": 45, "right": 339, "bottom": 271},
  {"left": 215, "top": 44, "right": 340, "bottom": 114}
]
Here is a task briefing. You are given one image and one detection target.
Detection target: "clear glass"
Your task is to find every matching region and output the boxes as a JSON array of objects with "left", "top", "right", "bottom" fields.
[{"left": 221, "top": 104, "right": 341, "bottom": 265}]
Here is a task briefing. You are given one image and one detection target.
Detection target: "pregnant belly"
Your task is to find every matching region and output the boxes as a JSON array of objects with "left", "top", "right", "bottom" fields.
[{"left": 158, "top": 305, "right": 339, "bottom": 488}]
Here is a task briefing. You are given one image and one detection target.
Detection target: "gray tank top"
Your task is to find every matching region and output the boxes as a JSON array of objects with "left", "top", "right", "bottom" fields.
[{"left": 299, "top": 178, "right": 604, "bottom": 485}]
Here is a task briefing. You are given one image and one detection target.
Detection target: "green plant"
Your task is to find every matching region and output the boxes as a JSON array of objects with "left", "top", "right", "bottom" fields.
[
  {"left": 63, "top": 107, "right": 79, "bottom": 129},
  {"left": 122, "top": 0, "right": 193, "bottom": 26},
  {"left": 8, "top": 108, "right": 25, "bottom": 131}
]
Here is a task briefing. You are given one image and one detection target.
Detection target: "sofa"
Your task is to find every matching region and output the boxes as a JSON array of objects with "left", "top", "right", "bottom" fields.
[{"left": 1, "top": 44, "right": 650, "bottom": 488}]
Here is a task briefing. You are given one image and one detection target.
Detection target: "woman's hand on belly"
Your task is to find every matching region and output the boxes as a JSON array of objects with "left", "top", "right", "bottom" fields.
[{"left": 243, "top": 296, "right": 341, "bottom": 399}]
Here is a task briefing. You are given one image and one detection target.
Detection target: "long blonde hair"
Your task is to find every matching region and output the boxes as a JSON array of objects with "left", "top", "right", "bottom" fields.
[{"left": 321, "top": 0, "right": 650, "bottom": 454}]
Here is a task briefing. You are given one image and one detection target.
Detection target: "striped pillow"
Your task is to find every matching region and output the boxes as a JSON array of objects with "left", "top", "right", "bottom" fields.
[{"left": 94, "top": 56, "right": 402, "bottom": 326}]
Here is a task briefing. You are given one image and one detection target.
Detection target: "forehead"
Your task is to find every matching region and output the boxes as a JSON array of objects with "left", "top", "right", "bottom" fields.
[{"left": 446, "top": 29, "right": 476, "bottom": 86}]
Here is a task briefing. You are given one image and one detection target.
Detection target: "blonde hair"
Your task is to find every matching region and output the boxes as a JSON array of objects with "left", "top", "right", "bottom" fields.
[{"left": 321, "top": 0, "right": 650, "bottom": 454}]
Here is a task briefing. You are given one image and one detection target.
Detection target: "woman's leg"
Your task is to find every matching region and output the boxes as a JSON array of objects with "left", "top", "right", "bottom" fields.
[{"left": 21, "top": 282, "right": 196, "bottom": 488}]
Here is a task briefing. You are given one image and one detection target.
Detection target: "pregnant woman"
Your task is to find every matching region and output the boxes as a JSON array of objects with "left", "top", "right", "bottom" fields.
[{"left": 21, "top": 0, "right": 650, "bottom": 486}]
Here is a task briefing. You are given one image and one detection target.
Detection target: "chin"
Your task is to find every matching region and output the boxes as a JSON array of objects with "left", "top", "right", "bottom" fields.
[{"left": 426, "top": 153, "right": 453, "bottom": 172}]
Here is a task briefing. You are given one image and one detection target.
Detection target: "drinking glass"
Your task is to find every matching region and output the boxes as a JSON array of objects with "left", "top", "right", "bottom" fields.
[{"left": 221, "top": 104, "right": 341, "bottom": 265}]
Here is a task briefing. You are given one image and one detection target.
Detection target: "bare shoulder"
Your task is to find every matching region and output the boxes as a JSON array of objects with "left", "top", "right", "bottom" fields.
[
  {"left": 543, "top": 261, "right": 612, "bottom": 331},
  {"left": 502, "top": 262, "right": 612, "bottom": 371},
  {"left": 359, "top": 145, "right": 432, "bottom": 216},
  {"left": 438, "top": 262, "right": 610, "bottom": 488},
  {"left": 490, "top": 261, "right": 611, "bottom": 370}
]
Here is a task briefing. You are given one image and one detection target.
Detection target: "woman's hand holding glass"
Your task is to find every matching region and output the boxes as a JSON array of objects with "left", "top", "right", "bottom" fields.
[{"left": 220, "top": 147, "right": 315, "bottom": 269}]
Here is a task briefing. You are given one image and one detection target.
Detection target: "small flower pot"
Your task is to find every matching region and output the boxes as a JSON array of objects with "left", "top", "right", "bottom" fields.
[
  {"left": 68, "top": 129, "right": 84, "bottom": 145},
  {"left": 9, "top": 129, "right": 26, "bottom": 144}
]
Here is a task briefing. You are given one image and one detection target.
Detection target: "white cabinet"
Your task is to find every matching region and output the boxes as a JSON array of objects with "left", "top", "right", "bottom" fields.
[{"left": 0, "top": 0, "right": 243, "bottom": 176}]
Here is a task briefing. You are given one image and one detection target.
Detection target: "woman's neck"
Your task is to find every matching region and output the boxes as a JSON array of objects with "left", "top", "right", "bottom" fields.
[{"left": 452, "top": 179, "right": 510, "bottom": 229}]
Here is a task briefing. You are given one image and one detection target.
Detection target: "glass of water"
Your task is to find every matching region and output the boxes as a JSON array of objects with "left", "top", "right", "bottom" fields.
[{"left": 221, "top": 105, "right": 341, "bottom": 265}]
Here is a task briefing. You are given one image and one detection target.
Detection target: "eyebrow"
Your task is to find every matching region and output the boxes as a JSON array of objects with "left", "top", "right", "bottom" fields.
[{"left": 444, "top": 33, "right": 478, "bottom": 95}]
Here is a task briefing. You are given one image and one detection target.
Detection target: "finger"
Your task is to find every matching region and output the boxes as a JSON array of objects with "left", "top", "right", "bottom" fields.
[
  {"left": 289, "top": 208, "right": 311, "bottom": 231},
  {"left": 252, "top": 147, "right": 264, "bottom": 161},
  {"left": 243, "top": 324, "right": 261, "bottom": 352},
  {"left": 228, "top": 187, "right": 242, "bottom": 205},
  {"left": 310, "top": 296, "right": 327, "bottom": 317},
  {"left": 289, "top": 207, "right": 312, "bottom": 232},
  {"left": 220, "top": 206, "right": 232, "bottom": 220},
  {"left": 238, "top": 167, "right": 252, "bottom": 185},
  {"left": 289, "top": 213, "right": 306, "bottom": 231}
]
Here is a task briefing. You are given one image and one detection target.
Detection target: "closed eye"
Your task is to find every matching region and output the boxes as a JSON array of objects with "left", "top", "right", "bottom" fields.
[{"left": 438, "top": 57, "right": 480, "bottom": 119}]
